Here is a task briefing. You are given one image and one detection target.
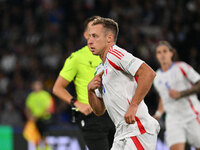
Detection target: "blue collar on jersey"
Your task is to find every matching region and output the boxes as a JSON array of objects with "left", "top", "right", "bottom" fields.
[{"left": 159, "top": 62, "right": 174, "bottom": 72}]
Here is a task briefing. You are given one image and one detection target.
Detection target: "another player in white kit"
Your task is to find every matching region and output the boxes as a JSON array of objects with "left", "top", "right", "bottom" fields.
[
  {"left": 87, "top": 17, "right": 160, "bottom": 150},
  {"left": 153, "top": 41, "right": 200, "bottom": 150}
]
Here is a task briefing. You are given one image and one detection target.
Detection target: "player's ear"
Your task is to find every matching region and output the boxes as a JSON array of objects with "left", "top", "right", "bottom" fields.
[
  {"left": 107, "top": 33, "right": 113, "bottom": 43},
  {"left": 83, "top": 32, "right": 88, "bottom": 40}
]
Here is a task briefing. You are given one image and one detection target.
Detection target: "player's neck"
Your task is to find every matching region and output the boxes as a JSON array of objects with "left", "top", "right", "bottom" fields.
[
  {"left": 100, "top": 49, "right": 109, "bottom": 64},
  {"left": 161, "top": 61, "right": 173, "bottom": 72},
  {"left": 101, "top": 43, "right": 114, "bottom": 64}
]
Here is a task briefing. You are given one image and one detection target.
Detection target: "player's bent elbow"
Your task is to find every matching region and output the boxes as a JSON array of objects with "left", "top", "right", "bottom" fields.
[
  {"left": 95, "top": 112, "right": 104, "bottom": 116},
  {"left": 151, "top": 71, "right": 156, "bottom": 79},
  {"left": 93, "top": 109, "right": 105, "bottom": 116},
  {"left": 52, "top": 85, "right": 58, "bottom": 96},
  {"left": 148, "top": 69, "right": 156, "bottom": 80}
]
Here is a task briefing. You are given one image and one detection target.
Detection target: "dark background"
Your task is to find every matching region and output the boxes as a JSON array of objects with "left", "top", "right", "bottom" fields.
[{"left": 0, "top": 0, "right": 199, "bottom": 136}]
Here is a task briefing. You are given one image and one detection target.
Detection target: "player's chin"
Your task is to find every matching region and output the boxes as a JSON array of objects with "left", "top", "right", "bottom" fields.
[
  {"left": 160, "top": 60, "right": 166, "bottom": 65},
  {"left": 90, "top": 49, "right": 95, "bottom": 54},
  {"left": 92, "top": 51, "right": 98, "bottom": 55}
]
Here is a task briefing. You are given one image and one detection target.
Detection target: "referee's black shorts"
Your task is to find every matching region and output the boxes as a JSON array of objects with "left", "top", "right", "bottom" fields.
[{"left": 76, "top": 111, "right": 115, "bottom": 150}]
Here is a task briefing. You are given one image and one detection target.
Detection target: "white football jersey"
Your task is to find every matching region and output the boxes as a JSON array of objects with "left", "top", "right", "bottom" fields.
[
  {"left": 154, "top": 62, "right": 200, "bottom": 123},
  {"left": 95, "top": 45, "right": 160, "bottom": 141}
]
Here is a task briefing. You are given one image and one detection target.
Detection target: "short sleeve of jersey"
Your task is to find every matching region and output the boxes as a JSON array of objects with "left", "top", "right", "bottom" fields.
[
  {"left": 59, "top": 53, "right": 77, "bottom": 82},
  {"left": 179, "top": 62, "right": 200, "bottom": 84},
  {"left": 118, "top": 51, "right": 144, "bottom": 76}
]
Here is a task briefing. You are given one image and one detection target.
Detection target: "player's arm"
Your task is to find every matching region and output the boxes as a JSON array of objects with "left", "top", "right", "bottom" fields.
[
  {"left": 153, "top": 97, "right": 165, "bottom": 120},
  {"left": 132, "top": 63, "right": 156, "bottom": 105},
  {"left": 180, "top": 80, "right": 200, "bottom": 97},
  {"left": 125, "top": 63, "right": 156, "bottom": 124},
  {"left": 170, "top": 63, "right": 200, "bottom": 99},
  {"left": 170, "top": 80, "right": 200, "bottom": 99},
  {"left": 53, "top": 76, "right": 92, "bottom": 115},
  {"left": 88, "top": 71, "right": 106, "bottom": 116}
]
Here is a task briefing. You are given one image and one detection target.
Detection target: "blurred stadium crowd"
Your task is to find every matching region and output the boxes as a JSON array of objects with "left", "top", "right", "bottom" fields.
[{"left": 0, "top": 0, "right": 200, "bottom": 127}]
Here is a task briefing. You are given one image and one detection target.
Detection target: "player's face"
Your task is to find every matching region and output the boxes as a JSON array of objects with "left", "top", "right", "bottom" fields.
[
  {"left": 156, "top": 45, "right": 173, "bottom": 65},
  {"left": 32, "top": 81, "right": 43, "bottom": 92},
  {"left": 87, "top": 24, "right": 108, "bottom": 55}
]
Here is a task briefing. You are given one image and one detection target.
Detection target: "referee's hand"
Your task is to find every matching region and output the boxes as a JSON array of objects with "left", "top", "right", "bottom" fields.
[
  {"left": 74, "top": 101, "right": 92, "bottom": 116},
  {"left": 88, "top": 71, "right": 104, "bottom": 91}
]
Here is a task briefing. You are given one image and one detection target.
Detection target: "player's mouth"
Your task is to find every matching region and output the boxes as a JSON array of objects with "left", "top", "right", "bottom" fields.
[
  {"left": 90, "top": 47, "right": 95, "bottom": 52},
  {"left": 161, "top": 57, "right": 166, "bottom": 60}
]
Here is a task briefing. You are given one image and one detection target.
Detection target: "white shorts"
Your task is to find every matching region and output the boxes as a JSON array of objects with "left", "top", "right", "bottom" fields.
[
  {"left": 111, "top": 132, "right": 157, "bottom": 150},
  {"left": 166, "top": 118, "right": 200, "bottom": 148}
]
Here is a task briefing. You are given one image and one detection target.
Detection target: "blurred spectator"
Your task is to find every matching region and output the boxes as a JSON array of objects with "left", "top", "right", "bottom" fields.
[
  {"left": 0, "top": 99, "right": 22, "bottom": 126},
  {"left": 188, "top": 47, "right": 200, "bottom": 71},
  {"left": 0, "top": 71, "right": 9, "bottom": 95},
  {"left": 42, "top": 43, "right": 62, "bottom": 70},
  {"left": 0, "top": 51, "right": 17, "bottom": 74}
]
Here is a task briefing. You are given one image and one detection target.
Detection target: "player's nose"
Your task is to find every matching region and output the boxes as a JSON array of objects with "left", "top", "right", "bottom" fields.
[{"left": 87, "top": 38, "right": 93, "bottom": 45}]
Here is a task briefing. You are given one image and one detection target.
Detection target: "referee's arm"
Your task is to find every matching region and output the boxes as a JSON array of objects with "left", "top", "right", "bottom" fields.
[
  {"left": 53, "top": 76, "right": 92, "bottom": 116},
  {"left": 53, "top": 75, "right": 73, "bottom": 104}
]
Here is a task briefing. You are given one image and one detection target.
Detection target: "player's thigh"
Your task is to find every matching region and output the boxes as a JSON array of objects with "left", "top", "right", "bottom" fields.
[
  {"left": 124, "top": 133, "right": 157, "bottom": 150},
  {"left": 166, "top": 121, "right": 186, "bottom": 147},
  {"left": 186, "top": 119, "right": 200, "bottom": 148}
]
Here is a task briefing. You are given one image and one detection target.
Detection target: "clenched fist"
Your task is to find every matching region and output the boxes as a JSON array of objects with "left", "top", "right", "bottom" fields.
[{"left": 88, "top": 71, "right": 104, "bottom": 92}]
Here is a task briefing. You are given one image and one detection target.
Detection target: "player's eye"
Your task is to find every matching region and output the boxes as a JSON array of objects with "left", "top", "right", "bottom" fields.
[
  {"left": 163, "top": 49, "right": 168, "bottom": 53},
  {"left": 156, "top": 50, "right": 161, "bottom": 54},
  {"left": 92, "top": 34, "right": 98, "bottom": 38}
]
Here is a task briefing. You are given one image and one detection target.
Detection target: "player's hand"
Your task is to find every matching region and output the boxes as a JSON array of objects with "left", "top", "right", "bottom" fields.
[
  {"left": 88, "top": 71, "right": 104, "bottom": 91},
  {"left": 75, "top": 101, "right": 92, "bottom": 116},
  {"left": 153, "top": 111, "right": 162, "bottom": 120},
  {"left": 124, "top": 104, "right": 138, "bottom": 124},
  {"left": 153, "top": 115, "right": 160, "bottom": 120},
  {"left": 169, "top": 89, "right": 181, "bottom": 99}
]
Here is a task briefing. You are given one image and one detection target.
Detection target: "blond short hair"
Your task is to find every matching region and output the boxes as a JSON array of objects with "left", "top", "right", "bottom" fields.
[{"left": 92, "top": 17, "right": 119, "bottom": 42}]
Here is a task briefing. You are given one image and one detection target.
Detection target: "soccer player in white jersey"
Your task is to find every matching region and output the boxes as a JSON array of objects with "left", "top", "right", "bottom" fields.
[
  {"left": 153, "top": 41, "right": 200, "bottom": 150},
  {"left": 87, "top": 17, "right": 160, "bottom": 150}
]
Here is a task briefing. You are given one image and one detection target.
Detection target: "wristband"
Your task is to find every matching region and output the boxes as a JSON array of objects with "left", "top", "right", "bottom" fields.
[
  {"left": 155, "top": 111, "right": 162, "bottom": 118},
  {"left": 70, "top": 97, "right": 77, "bottom": 107}
]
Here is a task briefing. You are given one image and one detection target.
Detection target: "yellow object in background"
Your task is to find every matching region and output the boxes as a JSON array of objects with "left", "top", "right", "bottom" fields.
[
  {"left": 23, "top": 120, "right": 42, "bottom": 145},
  {"left": 25, "top": 90, "right": 53, "bottom": 120}
]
